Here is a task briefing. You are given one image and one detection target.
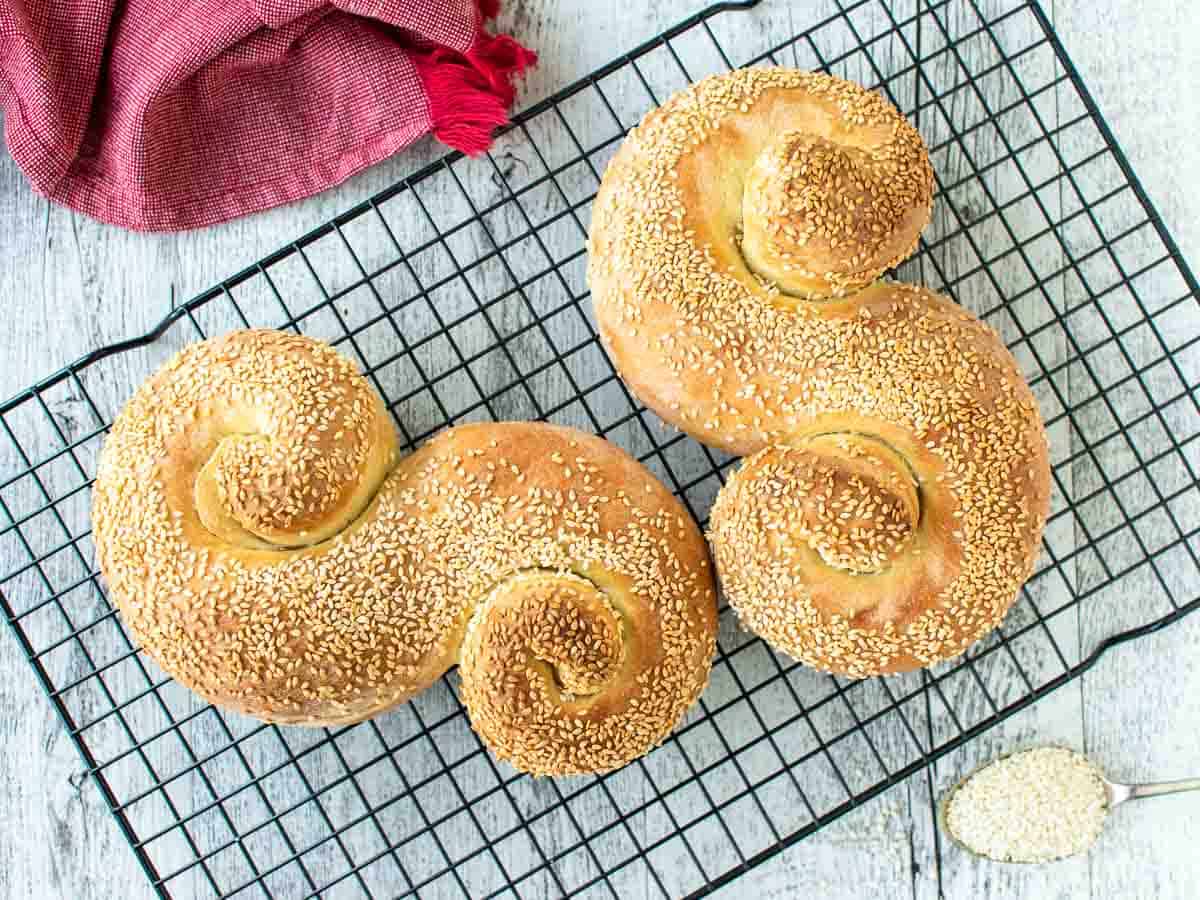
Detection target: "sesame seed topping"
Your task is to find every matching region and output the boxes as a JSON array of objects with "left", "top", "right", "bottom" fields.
[
  {"left": 92, "top": 330, "right": 718, "bottom": 775},
  {"left": 588, "top": 68, "right": 1052, "bottom": 676}
]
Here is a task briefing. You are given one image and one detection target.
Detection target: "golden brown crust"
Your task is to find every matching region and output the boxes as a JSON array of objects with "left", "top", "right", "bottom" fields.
[
  {"left": 756, "top": 434, "right": 920, "bottom": 575},
  {"left": 588, "top": 69, "right": 938, "bottom": 457},
  {"left": 588, "top": 68, "right": 1051, "bottom": 675},
  {"left": 741, "top": 119, "right": 932, "bottom": 298},
  {"left": 92, "top": 330, "right": 717, "bottom": 775}
]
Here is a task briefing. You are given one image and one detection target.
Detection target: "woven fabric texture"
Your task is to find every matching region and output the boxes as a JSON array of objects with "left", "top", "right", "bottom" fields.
[{"left": 0, "top": 0, "right": 535, "bottom": 230}]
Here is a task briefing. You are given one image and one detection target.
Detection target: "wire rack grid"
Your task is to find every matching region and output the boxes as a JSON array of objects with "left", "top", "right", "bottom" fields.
[{"left": 1, "top": 0, "right": 1198, "bottom": 897}]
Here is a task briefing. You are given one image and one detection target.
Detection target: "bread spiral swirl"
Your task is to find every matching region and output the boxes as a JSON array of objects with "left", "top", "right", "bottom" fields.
[
  {"left": 93, "top": 330, "right": 717, "bottom": 774},
  {"left": 588, "top": 68, "right": 1051, "bottom": 676}
]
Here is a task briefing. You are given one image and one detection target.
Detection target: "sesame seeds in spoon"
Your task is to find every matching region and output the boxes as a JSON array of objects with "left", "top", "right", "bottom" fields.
[{"left": 939, "top": 746, "right": 1200, "bottom": 863}]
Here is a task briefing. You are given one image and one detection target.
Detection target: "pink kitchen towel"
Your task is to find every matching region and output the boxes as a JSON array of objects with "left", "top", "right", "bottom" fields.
[{"left": 0, "top": 0, "right": 536, "bottom": 230}]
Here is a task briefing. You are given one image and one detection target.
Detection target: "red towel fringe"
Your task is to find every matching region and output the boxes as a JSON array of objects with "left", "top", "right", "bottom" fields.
[{"left": 412, "top": 4, "right": 537, "bottom": 156}]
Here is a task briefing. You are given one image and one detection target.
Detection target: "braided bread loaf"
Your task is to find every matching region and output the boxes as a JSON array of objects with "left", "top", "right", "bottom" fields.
[
  {"left": 93, "top": 330, "right": 717, "bottom": 775},
  {"left": 588, "top": 68, "right": 1051, "bottom": 676}
]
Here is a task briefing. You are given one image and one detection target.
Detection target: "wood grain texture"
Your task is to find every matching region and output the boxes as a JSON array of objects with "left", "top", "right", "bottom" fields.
[{"left": 0, "top": 1, "right": 1196, "bottom": 899}]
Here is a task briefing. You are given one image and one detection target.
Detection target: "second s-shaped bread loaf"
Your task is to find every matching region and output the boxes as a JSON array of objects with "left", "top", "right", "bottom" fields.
[
  {"left": 588, "top": 68, "right": 1051, "bottom": 677},
  {"left": 92, "top": 330, "right": 718, "bottom": 775}
]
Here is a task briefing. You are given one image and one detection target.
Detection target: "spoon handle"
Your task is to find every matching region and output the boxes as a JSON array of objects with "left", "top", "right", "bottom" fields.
[{"left": 1126, "top": 778, "right": 1200, "bottom": 802}]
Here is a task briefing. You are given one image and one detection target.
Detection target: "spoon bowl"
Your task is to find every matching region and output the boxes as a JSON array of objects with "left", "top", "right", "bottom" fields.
[{"left": 939, "top": 745, "right": 1200, "bottom": 864}]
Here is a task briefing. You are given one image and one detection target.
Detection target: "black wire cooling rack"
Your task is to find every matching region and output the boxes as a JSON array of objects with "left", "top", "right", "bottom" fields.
[{"left": 1, "top": 1, "right": 1198, "bottom": 897}]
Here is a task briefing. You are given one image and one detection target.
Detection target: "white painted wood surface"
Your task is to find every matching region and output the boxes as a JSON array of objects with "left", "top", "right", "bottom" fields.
[{"left": 0, "top": 1, "right": 1196, "bottom": 898}]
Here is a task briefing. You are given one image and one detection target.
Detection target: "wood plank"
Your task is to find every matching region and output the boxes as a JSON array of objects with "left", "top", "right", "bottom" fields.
[{"left": 1056, "top": 1, "right": 1200, "bottom": 899}]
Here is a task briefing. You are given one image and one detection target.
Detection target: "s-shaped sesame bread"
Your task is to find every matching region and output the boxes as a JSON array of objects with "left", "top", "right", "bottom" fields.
[
  {"left": 92, "top": 330, "right": 717, "bottom": 775},
  {"left": 588, "top": 67, "right": 1051, "bottom": 676}
]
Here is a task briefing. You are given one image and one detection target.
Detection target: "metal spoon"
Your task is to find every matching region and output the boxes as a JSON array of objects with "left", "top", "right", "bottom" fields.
[{"left": 938, "top": 746, "right": 1200, "bottom": 863}]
